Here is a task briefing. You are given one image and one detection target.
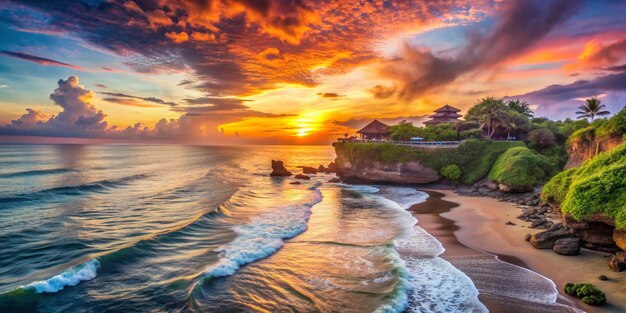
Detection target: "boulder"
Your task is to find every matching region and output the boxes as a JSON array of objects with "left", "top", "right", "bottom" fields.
[
  {"left": 289, "top": 181, "right": 302, "bottom": 185},
  {"left": 302, "top": 166, "right": 318, "bottom": 174},
  {"left": 530, "top": 223, "right": 576, "bottom": 249},
  {"left": 326, "top": 162, "right": 338, "bottom": 173},
  {"left": 553, "top": 238, "right": 580, "bottom": 256},
  {"left": 609, "top": 252, "right": 626, "bottom": 272},
  {"left": 270, "top": 160, "right": 292, "bottom": 177},
  {"left": 294, "top": 174, "right": 310, "bottom": 180},
  {"left": 318, "top": 165, "right": 327, "bottom": 172},
  {"left": 613, "top": 229, "right": 626, "bottom": 251},
  {"left": 531, "top": 219, "right": 553, "bottom": 229},
  {"left": 564, "top": 214, "right": 620, "bottom": 253},
  {"left": 505, "top": 221, "right": 516, "bottom": 226},
  {"left": 525, "top": 234, "right": 532, "bottom": 241},
  {"left": 328, "top": 178, "right": 342, "bottom": 183}
]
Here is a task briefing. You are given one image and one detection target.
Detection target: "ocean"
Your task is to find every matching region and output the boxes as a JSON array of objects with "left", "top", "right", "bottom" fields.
[{"left": 0, "top": 145, "right": 486, "bottom": 313}]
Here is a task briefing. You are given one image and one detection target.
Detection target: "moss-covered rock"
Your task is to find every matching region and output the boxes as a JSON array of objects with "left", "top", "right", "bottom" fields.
[
  {"left": 487, "top": 147, "right": 556, "bottom": 192},
  {"left": 542, "top": 143, "right": 626, "bottom": 229},
  {"left": 564, "top": 283, "right": 607, "bottom": 306}
]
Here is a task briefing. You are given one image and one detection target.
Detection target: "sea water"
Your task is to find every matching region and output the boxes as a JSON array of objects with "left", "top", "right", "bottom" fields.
[{"left": 0, "top": 145, "right": 486, "bottom": 312}]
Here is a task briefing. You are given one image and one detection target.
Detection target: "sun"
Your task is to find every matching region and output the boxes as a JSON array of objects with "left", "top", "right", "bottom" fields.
[{"left": 297, "top": 128, "right": 310, "bottom": 137}]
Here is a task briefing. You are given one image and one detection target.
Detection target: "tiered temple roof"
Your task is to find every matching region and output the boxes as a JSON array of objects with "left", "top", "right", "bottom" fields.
[{"left": 423, "top": 105, "right": 462, "bottom": 125}]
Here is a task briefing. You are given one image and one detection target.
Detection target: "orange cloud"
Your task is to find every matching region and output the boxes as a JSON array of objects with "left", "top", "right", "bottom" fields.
[{"left": 165, "top": 31, "right": 189, "bottom": 43}]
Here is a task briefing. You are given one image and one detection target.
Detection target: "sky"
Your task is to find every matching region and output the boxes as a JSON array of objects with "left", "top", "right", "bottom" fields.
[{"left": 0, "top": 0, "right": 625, "bottom": 145}]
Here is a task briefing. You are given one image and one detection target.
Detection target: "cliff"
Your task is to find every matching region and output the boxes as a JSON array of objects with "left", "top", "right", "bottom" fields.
[
  {"left": 565, "top": 134, "right": 622, "bottom": 169},
  {"left": 333, "top": 140, "right": 525, "bottom": 185}
]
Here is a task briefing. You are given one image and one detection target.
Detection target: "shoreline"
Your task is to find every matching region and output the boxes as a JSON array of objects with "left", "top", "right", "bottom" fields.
[
  {"left": 411, "top": 189, "right": 625, "bottom": 313},
  {"left": 410, "top": 189, "right": 626, "bottom": 312}
]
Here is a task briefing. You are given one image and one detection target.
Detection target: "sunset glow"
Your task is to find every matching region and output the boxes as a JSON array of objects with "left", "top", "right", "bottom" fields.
[{"left": 0, "top": 0, "right": 625, "bottom": 145}]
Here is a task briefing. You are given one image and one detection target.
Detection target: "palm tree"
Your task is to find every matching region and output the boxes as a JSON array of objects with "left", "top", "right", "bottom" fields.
[
  {"left": 506, "top": 99, "right": 533, "bottom": 118},
  {"left": 476, "top": 98, "right": 507, "bottom": 139},
  {"left": 576, "top": 98, "right": 610, "bottom": 121}
]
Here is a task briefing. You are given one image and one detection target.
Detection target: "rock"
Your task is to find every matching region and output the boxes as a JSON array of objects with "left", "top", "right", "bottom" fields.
[
  {"left": 553, "top": 238, "right": 580, "bottom": 256},
  {"left": 328, "top": 178, "right": 342, "bottom": 183},
  {"left": 326, "top": 162, "right": 338, "bottom": 173},
  {"left": 530, "top": 223, "right": 576, "bottom": 249},
  {"left": 289, "top": 181, "right": 302, "bottom": 185},
  {"left": 531, "top": 219, "right": 553, "bottom": 229},
  {"left": 270, "top": 160, "right": 292, "bottom": 177},
  {"left": 303, "top": 166, "right": 318, "bottom": 174},
  {"left": 613, "top": 229, "right": 626, "bottom": 251},
  {"left": 609, "top": 252, "right": 626, "bottom": 272},
  {"left": 564, "top": 214, "right": 620, "bottom": 253},
  {"left": 505, "top": 221, "right": 516, "bottom": 226},
  {"left": 318, "top": 165, "right": 327, "bottom": 172},
  {"left": 484, "top": 181, "right": 499, "bottom": 190},
  {"left": 525, "top": 234, "right": 532, "bottom": 241},
  {"left": 294, "top": 174, "right": 310, "bottom": 180}
]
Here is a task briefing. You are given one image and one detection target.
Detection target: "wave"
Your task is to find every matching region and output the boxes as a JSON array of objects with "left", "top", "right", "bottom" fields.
[
  {"left": 203, "top": 182, "right": 323, "bottom": 278},
  {"left": 0, "top": 173, "right": 148, "bottom": 204},
  {"left": 0, "top": 168, "right": 77, "bottom": 178},
  {"left": 24, "top": 259, "right": 100, "bottom": 293},
  {"left": 344, "top": 185, "right": 486, "bottom": 313}
]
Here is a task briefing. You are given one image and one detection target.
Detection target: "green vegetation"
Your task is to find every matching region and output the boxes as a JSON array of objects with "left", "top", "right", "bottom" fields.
[
  {"left": 440, "top": 164, "right": 462, "bottom": 182},
  {"left": 334, "top": 139, "right": 524, "bottom": 184},
  {"left": 488, "top": 147, "right": 555, "bottom": 191},
  {"left": 564, "top": 283, "right": 607, "bottom": 306},
  {"left": 389, "top": 122, "right": 457, "bottom": 141},
  {"left": 542, "top": 143, "right": 626, "bottom": 228}
]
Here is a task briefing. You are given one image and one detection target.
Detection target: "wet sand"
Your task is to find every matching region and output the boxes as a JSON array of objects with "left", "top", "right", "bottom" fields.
[{"left": 411, "top": 190, "right": 626, "bottom": 312}]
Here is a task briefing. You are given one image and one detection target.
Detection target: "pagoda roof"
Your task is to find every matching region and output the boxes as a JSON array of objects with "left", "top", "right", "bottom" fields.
[
  {"left": 434, "top": 104, "right": 461, "bottom": 113},
  {"left": 428, "top": 112, "right": 462, "bottom": 118},
  {"left": 357, "top": 119, "right": 390, "bottom": 134}
]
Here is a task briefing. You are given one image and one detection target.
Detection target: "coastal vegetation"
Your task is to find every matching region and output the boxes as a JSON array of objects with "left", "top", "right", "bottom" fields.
[
  {"left": 564, "top": 283, "right": 607, "bottom": 306},
  {"left": 487, "top": 147, "right": 555, "bottom": 191},
  {"left": 440, "top": 164, "right": 462, "bottom": 182}
]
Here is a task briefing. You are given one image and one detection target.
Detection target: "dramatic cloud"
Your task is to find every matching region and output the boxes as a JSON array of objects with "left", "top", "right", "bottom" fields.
[
  {"left": 317, "top": 92, "right": 343, "bottom": 98},
  {"left": 565, "top": 37, "right": 626, "bottom": 71},
  {"left": 377, "top": 0, "right": 582, "bottom": 100},
  {"left": 0, "top": 50, "right": 83, "bottom": 70},
  {"left": 100, "top": 92, "right": 178, "bottom": 107}
]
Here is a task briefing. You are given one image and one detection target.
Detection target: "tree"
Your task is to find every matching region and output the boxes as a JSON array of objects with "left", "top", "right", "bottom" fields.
[
  {"left": 474, "top": 97, "right": 507, "bottom": 138},
  {"left": 506, "top": 99, "right": 533, "bottom": 118},
  {"left": 576, "top": 98, "right": 610, "bottom": 121}
]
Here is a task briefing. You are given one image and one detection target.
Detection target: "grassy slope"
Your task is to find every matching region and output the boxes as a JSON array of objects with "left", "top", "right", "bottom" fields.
[
  {"left": 334, "top": 139, "right": 524, "bottom": 184},
  {"left": 542, "top": 143, "right": 626, "bottom": 228},
  {"left": 488, "top": 147, "right": 555, "bottom": 190}
]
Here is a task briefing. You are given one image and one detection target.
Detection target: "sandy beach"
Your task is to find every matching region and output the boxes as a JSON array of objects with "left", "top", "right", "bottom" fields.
[{"left": 411, "top": 190, "right": 626, "bottom": 313}]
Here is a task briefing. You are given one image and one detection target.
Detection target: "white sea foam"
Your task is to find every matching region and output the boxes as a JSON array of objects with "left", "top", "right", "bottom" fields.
[
  {"left": 338, "top": 183, "right": 380, "bottom": 194},
  {"left": 25, "top": 259, "right": 100, "bottom": 293},
  {"left": 359, "top": 186, "right": 486, "bottom": 313},
  {"left": 205, "top": 184, "right": 323, "bottom": 277}
]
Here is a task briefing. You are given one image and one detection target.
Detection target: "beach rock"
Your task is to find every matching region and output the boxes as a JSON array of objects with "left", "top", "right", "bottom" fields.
[
  {"left": 498, "top": 183, "right": 533, "bottom": 193},
  {"left": 270, "top": 160, "right": 292, "bottom": 177},
  {"left": 553, "top": 238, "right": 580, "bottom": 256},
  {"left": 302, "top": 166, "right": 318, "bottom": 174},
  {"left": 531, "top": 219, "right": 553, "bottom": 229},
  {"left": 609, "top": 252, "right": 626, "bottom": 272},
  {"left": 328, "top": 178, "right": 341, "bottom": 183},
  {"left": 564, "top": 214, "right": 620, "bottom": 253},
  {"left": 318, "top": 165, "right": 327, "bottom": 172},
  {"left": 326, "top": 162, "right": 338, "bottom": 173},
  {"left": 613, "top": 229, "right": 626, "bottom": 251},
  {"left": 525, "top": 234, "right": 532, "bottom": 241},
  {"left": 294, "top": 174, "right": 310, "bottom": 180},
  {"left": 289, "top": 181, "right": 302, "bottom": 185},
  {"left": 530, "top": 223, "right": 576, "bottom": 249},
  {"left": 505, "top": 221, "right": 516, "bottom": 226}
]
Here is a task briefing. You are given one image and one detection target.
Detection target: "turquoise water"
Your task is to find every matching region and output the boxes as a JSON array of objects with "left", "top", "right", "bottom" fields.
[{"left": 0, "top": 145, "right": 485, "bottom": 312}]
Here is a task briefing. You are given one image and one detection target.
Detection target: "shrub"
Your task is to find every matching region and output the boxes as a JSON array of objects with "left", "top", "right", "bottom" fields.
[
  {"left": 541, "top": 168, "right": 575, "bottom": 203},
  {"left": 488, "top": 147, "right": 556, "bottom": 191},
  {"left": 563, "top": 283, "right": 607, "bottom": 306},
  {"left": 527, "top": 128, "right": 557, "bottom": 150},
  {"left": 459, "top": 129, "right": 484, "bottom": 139},
  {"left": 441, "top": 164, "right": 462, "bottom": 182}
]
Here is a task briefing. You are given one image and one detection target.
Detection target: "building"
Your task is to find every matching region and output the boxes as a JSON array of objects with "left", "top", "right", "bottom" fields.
[
  {"left": 357, "top": 119, "right": 390, "bottom": 139},
  {"left": 423, "top": 104, "right": 462, "bottom": 125}
]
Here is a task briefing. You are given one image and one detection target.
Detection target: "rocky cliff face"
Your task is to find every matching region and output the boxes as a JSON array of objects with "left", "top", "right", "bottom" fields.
[
  {"left": 334, "top": 146, "right": 440, "bottom": 184},
  {"left": 565, "top": 136, "right": 622, "bottom": 169}
]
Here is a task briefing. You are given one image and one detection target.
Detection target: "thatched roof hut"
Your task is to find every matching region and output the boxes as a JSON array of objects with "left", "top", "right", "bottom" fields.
[{"left": 357, "top": 119, "right": 390, "bottom": 139}]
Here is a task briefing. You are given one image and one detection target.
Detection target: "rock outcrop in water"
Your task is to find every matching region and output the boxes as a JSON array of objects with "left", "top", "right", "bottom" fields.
[{"left": 270, "top": 160, "right": 292, "bottom": 176}]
